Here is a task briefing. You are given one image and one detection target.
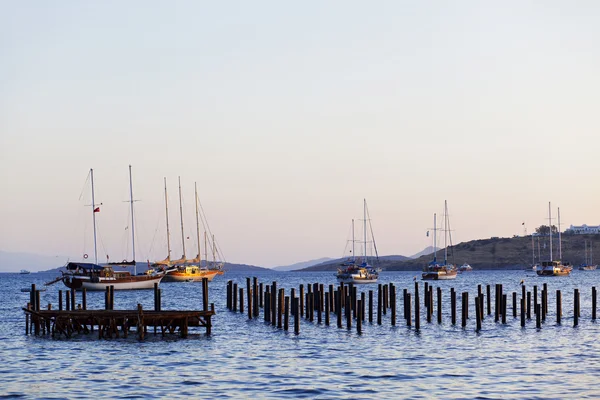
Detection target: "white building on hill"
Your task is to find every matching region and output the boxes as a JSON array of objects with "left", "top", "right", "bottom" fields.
[{"left": 568, "top": 224, "right": 600, "bottom": 234}]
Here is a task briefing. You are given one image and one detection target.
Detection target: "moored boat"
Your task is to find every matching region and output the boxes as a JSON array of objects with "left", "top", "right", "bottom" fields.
[
  {"left": 423, "top": 201, "right": 457, "bottom": 280},
  {"left": 578, "top": 240, "right": 597, "bottom": 271},
  {"left": 458, "top": 263, "right": 473, "bottom": 272},
  {"left": 536, "top": 203, "right": 572, "bottom": 277},
  {"left": 19, "top": 269, "right": 31, "bottom": 274},
  {"left": 335, "top": 199, "right": 380, "bottom": 284}
]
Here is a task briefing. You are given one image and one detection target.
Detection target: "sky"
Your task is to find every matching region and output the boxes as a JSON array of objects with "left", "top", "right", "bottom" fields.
[{"left": 1, "top": 1, "right": 599, "bottom": 268}]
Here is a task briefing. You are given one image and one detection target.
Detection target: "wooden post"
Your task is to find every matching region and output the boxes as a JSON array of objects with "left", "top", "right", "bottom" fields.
[
  {"left": 437, "top": 287, "right": 442, "bottom": 324},
  {"left": 233, "top": 283, "right": 238, "bottom": 312},
  {"left": 486, "top": 284, "right": 491, "bottom": 315},
  {"left": 543, "top": 283, "right": 548, "bottom": 314},
  {"left": 406, "top": 293, "right": 412, "bottom": 327},
  {"left": 259, "top": 282, "right": 264, "bottom": 308},
  {"left": 391, "top": 284, "right": 396, "bottom": 326},
  {"left": 477, "top": 285, "right": 483, "bottom": 321},
  {"left": 574, "top": 288, "right": 579, "bottom": 327},
  {"left": 30, "top": 284, "right": 36, "bottom": 310},
  {"left": 369, "top": 290, "right": 373, "bottom": 324},
  {"left": 264, "top": 289, "right": 270, "bottom": 322},
  {"left": 207, "top": 303, "right": 214, "bottom": 336},
  {"left": 461, "top": 292, "right": 467, "bottom": 328},
  {"left": 427, "top": 287, "right": 432, "bottom": 323},
  {"left": 337, "top": 290, "right": 343, "bottom": 329},
  {"left": 346, "top": 295, "right": 352, "bottom": 330},
  {"left": 66, "top": 289, "right": 71, "bottom": 311},
  {"left": 556, "top": 289, "right": 562, "bottom": 325},
  {"left": 299, "top": 284, "right": 304, "bottom": 318},
  {"left": 82, "top": 288, "right": 87, "bottom": 310},
  {"left": 278, "top": 288, "right": 284, "bottom": 328},
  {"left": 512, "top": 292, "right": 517, "bottom": 318},
  {"left": 325, "top": 292, "right": 330, "bottom": 326},
  {"left": 293, "top": 297, "right": 300, "bottom": 335},
  {"left": 424, "top": 282, "right": 429, "bottom": 309},
  {"left": 377, "top": 285, "right": 382, "bottom": 325},
  {"left": 361, "top": 291, "right": 366, "bottom": 322},
  {"left": 535, "top": 303, "right": 541, "bottom": 329},
  {"left": 382, "top": 284, "right": 388, "bottom": 315},
  {"left": 357, "top": 299, "right": 363, "bottom": 334},
  {"left": 239, "top": 288, "right": 244, "bottom": 314},
  {"left": 246, "top": 278, "right": 252, "bottom": 319},
  {"left": 403, "top": 288, "right": 408, "bottom": 321},
  {"left": 475, "top": 295, "right": 481, "bottom": 332},
  {"left": 137, "top": 303, "right": 145, "bottom": 341},
  {"left": 271, "top": 282, "right": 277, "bottom": 325},
  {"left": 157, "top": 288, "right": 161, "bottom": 311},
  {"left": 533, "top": 285, "right": 538, "bottom": 315},
  {"left": 317, "top": 288, "right": 322, "bottom": 325},
  {"left": 593, "top": 287, "right": 597, "bottom": 321},
  {"left": 253, "top": 277, "right": 259, "bottom": 317},
  {"left": 520, "top": 297, "right": 525, "bottom": 327},
  {"left": 352, "top": 285, "right": 357, "bottom": 319},
  {"left": 527, "top": 291, "right": 531, "bottom": 320},
  {"left": 284, "top": 296, "right": 290, "bottom": 331},
  {"left": 502, "top": 294, "right": 507, "bottom": 324},
  {"left": 25, "top": 303, "right": 30, "bottom": 335},
  {"left": 227, "top": 280, "right": 232, "bottom": 310},
  {"left": 154, "top": 282, "right": 159, "bottom": 311},
  {"left": 451, "top": 288, "right": 456, "bottom": 325},
  {"left": 494, "top": 284, "right": 499, "bottom": 322},
  {"left": 58, "top": 290, "right": 63, "bottom": 311},
  {"left": 415, "top": 282, "right": 420, "bottom": 331}
]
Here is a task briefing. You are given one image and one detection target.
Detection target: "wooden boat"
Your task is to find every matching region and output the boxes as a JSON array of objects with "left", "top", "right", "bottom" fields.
[
  {"left": 536, "top": 203, "right": 572, "bottom": 277},
  {"left": 20, "top": 269, "right": 31, "bottom": 274},
  {"left": 160, "top": 178, "right": 222, "bottom": 283},
  {"left": 336, "top": 199, "right": 380, "bottom": 284},
  {"left": 458, "top": 263, "right": 473, "bottom": 272},
  {"left": 423, "top": 201, "right": 457, "bottom": 280},
  {"left": 60, "top": 167, "right": 166, "bottom": 290}
]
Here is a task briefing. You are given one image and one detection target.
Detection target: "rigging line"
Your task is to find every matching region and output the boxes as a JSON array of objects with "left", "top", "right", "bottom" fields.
[
  {"left": 96, "top": 219, "right": 109, "bottom": 264},
  {"left": 146, "top": 214, "right": 162, "bottom": 258},
  {"left": 78, "top": 171, "right": 91, "bottom": 201},
  {"left": 366, "top": 204, "right": 380, "bottom": 262}
]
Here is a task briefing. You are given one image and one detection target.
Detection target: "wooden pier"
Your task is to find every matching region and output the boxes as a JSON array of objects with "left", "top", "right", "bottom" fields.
[{"left": 24, "top": 279, "right": 215, "bottom": 340}]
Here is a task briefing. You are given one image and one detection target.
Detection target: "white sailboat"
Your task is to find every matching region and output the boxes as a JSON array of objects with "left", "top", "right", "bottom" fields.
[
  {"left": 536, "top": 203, "right": 572, "bottom": 276},
  {"left": 336, "top": 199, "right": 379, "bottom": 284},
  {"left": 579, "top": 240, "right": 597, "bottom": 271},
  {"left": 62, "top": 166, "right": 166, "bottom": 290},
  {"left": 422, "top": 201, "right": 457, "bottom": 280}
]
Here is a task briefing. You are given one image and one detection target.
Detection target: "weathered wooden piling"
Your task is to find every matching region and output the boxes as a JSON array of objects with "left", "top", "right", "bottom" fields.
[
  {"left": 533, "top": 285, "right": 538, "bottom": 315},
  {"left": 415, "top": 282, "right": 420, "bottom": 331},
  {"left": 325, "top": 292, "right": 330, "bottom": 326},
  {"left": 406, "top": 293, "right": 412, "bottom": 327},
  {"left": 337, "top": 290, "right": 343, "bottom": 329},
  {"left": 427, "top": 287, "right": 433, "bottom": 323},
  {"left": 67, "top": 289, "right": 72, "bottom": 311},
  {"left": 253, "top": 277, "right": 259, "bottom": 318},
  {"left": 58, "top": 290, "right": 63, "bottom": 311},
  {"left": 239, "top": 288, "right": 244, "bottom": 314},
  {"left": 361, "top": 292, "right": 366, "bottom": 322},
  {"left": 284, "top": 296, "right": 289, "bottom": 331},
  {"left": 246, "top": 278, "right": 252, "bottom": 319},
  {"left": 461, "top": 292, "right": 467, "bottom": 328},
  {"left": 486, "top": 284, "right": 491, "bottom": 315},
  {"left": 556, "top": 290, "right": 562, "bottom": 325},
  {"left": 271, "top": 282, "right": 277, "bottom": 326},
  {"left": 71, "top": 288, "right": 76, "bottom": 311},
  {"left": 543, "top": 283, "right": 548, "bottom": 315},
  {"left": 541, "top": 288, "right": 546, "bottom": 322},
  {"left": 377, "top": 285, "right": 382, "bottom": 325},
  {"left": 451, "top": 288, "right": 456, "bottom": 325},
  {"left": 475, "top": 296, "right": 482, "bottom": 332},
  {"left": 278, "top": 288, "right": 284, "bottom": 328},
  {"left": 259, "top": 282, "right": 264, "bottom": 308},
  {"left": 357, "top": 299, "right": 363, "bottom": 335},
  {"left": 520, "top": 297, "right": 525, "bottom": 327},
  {"left": 535, "top": 303, "right": 541, "bottom": 329},
  {"left": 369, "top": 290, "right": 374, "bottom": 324},
  {"left": 346, "top": 295, "right": 352, "bottom": 330},
  {"left": 527, "top": 291, "right": 531, "bottom": 320},
  {"left": 383, "top": 284, "right": 388, "bottom": 315},
  {"left": 264, "top": 288, "right": 269, "bottom": 322},
  {"left": 512, "top": 292, "right": 517, "bottom": 318},
  {"left": 299, "top": 284, "right": 304, "bottom": 318},
  {"left": 502, "top": 294, "right": 507, "bottom": 324},
  {"left": 593, "top": 287, "right": 597, "bottom": 321},
  {"left": 574, "top": 289, "right": 579, "bottom": 327},
  {"left": 233, "top": 283, "right": 238, "bottom": 312},
  {"left": 391, "top": 284, "right": 396, "bottom": 326}
]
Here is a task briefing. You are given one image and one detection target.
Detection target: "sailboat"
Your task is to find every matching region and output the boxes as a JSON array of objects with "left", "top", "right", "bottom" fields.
[
  {"left": 578, "top": 240, "right": 597, "bottom": 271},
  {"left": 162, "top": 178, "right": 219, "bottom": 282},
  {"left": 422, "top": 201, "right": 457, "bottom": 280},
  {"left": 536, "top": 203, "right": 572, "bottom": 276},
  {"left": 336, "top": 199, "right": 380, "bottom": 284},
  {"left": 61, "top": 167, "right": 166, "bottom": 290}
]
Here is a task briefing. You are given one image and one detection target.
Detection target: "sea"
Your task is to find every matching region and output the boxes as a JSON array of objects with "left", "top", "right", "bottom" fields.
[{"left": 1, "top": 270, "right": 600, "bottom": 399}]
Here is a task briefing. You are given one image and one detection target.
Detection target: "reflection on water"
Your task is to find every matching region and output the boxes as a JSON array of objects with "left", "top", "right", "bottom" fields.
[{"left": 2, "top": 270, "right": 600, "bottom": 398}]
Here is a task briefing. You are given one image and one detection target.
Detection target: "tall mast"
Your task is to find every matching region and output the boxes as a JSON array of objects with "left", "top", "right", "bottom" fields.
[
  {"left": 128, "top": 165, "right": 137, "bottom": 275},
  {"left": 363, "top": 199, "right": 367, "bottom": 263},
  {"left": 164, "top": 177, "right": 172, "bottom": 263},
  {"left": 444, "top": 200, "right": 448, "bottom": 264},
  {"left": 195, "top": 182, "right": 201, "bottom": 263},
  {"left": 352, "top": 219, "right": 355, "bottom": 262},
  {"left": 212, "top": 234, "right": 216, "bottom": 265},
  {"left": 90, "top": 168, "right": 98, "bottom": 265},
  {"left": 204, "top": 231, "right": 208, "bottom": 268},
  {"left": 549, "top": 202, "right": 553, "bottom": 261},
  {"left": 178, "top": 176, "right": 186, "bottom": 260},
  {"left": 558, "top": 207, "right": 562, "bottom": 260},
  {"left": 433, "top": 213, "right": 437, "bottom": 263},
  {"left": 531, "top": 232, "right": 535, "bottom": 265}
]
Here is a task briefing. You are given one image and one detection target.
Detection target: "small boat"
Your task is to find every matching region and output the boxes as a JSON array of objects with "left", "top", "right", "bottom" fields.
[
  {"left": 59, "top": 167, "right": 168, "bottom": 290},
  {"left": 423, "top": 201, "right": 457, "bottom": 280},
  {"left": 336, "top": 199, "right": 380, "bottom": 284},
  {"left": 578, "top": 240, "right": 597, "bottom": 271},
  {"left": 536, "top": 203, "right": 572, "bottom": 277},
  {"left": 458, "top": 263, "right": 473, "bottom": 272},
  {"left": 19, "top": 270, "right": 31, "bottom": 274}
]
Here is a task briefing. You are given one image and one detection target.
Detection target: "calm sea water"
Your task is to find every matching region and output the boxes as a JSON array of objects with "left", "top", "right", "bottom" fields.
[{"left": 1, "top": 270, "right": 600, "bottom": 399}]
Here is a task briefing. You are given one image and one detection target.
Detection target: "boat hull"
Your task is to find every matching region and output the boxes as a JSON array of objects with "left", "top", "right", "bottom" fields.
[
  {"left": 422, "top": 271, "right": 457, "bottom": 280},
  {"left": 63, "top": 274, "right": 164, "bottom": 290},
  {"left": 579, "top": 265, "right": 597, "bottom": 271},
  {"left": 337, "top": 276, "right": 378, "bottom": 284},
  {"left": 163, "top": 270, "right": 219, "bottom": 282}
]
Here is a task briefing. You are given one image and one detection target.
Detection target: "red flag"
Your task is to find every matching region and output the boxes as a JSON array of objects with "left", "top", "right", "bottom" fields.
[{"left": 94, "top": 207, "right": 100, "bottom": 213}]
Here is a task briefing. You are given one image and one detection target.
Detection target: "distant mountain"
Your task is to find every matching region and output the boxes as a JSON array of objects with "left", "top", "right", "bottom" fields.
[
  {"left": 272, "top": 257, "right": 334, "bottom": 271},
  {"left": 410, "top": 246, "right": 439, "bottom": 259},
  {"left": 0, "top": 250, "right": 69, "bottom": 272}
]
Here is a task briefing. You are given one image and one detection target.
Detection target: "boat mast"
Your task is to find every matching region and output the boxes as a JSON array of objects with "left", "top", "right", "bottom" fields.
[
  {"left": 195, "top": 182, "right": 201, "bottom": 263},
  {"left": 164, "top": 177, "right": 172, "bottom": 264},
  {"left": 178, "top": 176, "right": 186, "bottom": 260},
  {"left": 363, "top": 199, "right": 367, "bottom": 264},
  {"left": 90, "top": 168, "right": 98, "bottom": 265},
  {"left": 204, "top": 231, "right": 208, "bottom": 268},
  {"left": 531, "top": 232, "right": 535, "bottom": 265},
  {"left": 444, "top": 200, "right": 448, "bottom": 265},
  {"left": 128, "top": 165, "right": 137, "bottom": 275},
  {"left": 212, "top": 234, "right": 216, "bottom": 266},
  {"left": 433, "top": 213, "right": 437, "bottom": 263},
  {"left": 549, "top": 202, "right": 553, "bottom": 261},
  {"left": 558, "top": 207, "right": 562, "bottom": 260},
  {"left": 352, "top": 219, "right": 355, "bottom": 262}
]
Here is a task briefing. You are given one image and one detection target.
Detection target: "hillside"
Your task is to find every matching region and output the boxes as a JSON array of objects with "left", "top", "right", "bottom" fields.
[
  {"left": 297, "top": 234, "right": 600, "bottom": 272},
  {"left": 273, "top": 257, "right": 334, "bottom": 271}
]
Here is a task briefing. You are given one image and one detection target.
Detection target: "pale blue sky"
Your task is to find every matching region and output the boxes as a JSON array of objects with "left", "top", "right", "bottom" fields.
[{"left": 1, "top": 1, "right": 599, "bottom": 267}]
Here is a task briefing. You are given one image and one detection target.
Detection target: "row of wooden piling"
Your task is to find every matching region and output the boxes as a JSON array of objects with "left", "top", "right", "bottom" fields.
[
  {"left": 24, "top": 280, "right": 214, "bottom": 339},
  {"left": 227, "top": 279, "right": 599, "bottom": 335}
]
